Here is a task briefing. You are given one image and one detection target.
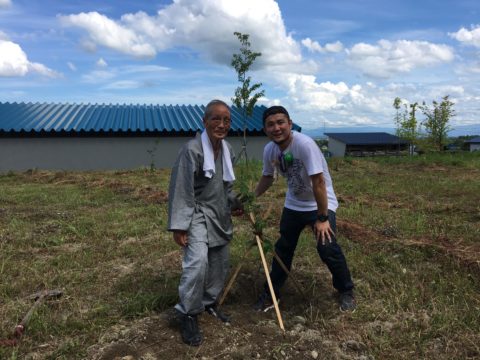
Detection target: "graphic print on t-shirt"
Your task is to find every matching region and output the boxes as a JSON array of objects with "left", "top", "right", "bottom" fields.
[{"left": 285, "top": 158, "right": 308, "bottom": 197}]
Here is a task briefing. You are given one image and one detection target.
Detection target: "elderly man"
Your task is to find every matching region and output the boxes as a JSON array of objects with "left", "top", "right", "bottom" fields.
[{"left": 168, "top": 99, "right": 242, "bottom": 346}]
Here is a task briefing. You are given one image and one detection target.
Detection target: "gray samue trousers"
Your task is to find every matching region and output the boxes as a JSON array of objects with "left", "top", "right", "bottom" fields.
[{"left": 174, "top": 213, "right": 229, "bottom": 315}]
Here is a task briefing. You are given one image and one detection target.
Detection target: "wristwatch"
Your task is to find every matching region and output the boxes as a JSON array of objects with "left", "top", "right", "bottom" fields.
[{"left": 317, "top": 214, "right": 329, "bottom": 222}]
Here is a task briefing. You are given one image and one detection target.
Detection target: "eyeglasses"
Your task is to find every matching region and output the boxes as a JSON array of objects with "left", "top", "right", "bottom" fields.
[
  {"left": 208, "top": 117, "right": 231, "bottom": 126},
  {"left": 278, "top": 151, "right": 293, "bottom": 172}
]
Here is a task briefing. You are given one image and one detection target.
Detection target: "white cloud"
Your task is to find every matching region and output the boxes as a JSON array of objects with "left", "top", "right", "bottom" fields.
[
  {"left": 455, "top": 61, "right": 480, "bottom": 75},
  {"left": 58, "top": 11, "right": 156, "bottom": 58},
  {"left": 269, "top": 73, "right": 389, "bottom": 128},
  {"left": 426, "top": 85, "right": 464, "bottom": 100},
  {"left": 0, "top": 0, "right": 11, "bottom": 9},
  {"left": 58, "top": 0, "right": 302, "bottom": 67},
  {"left": 67, "top": 62, "right": 77, "bottom": 71},
  {"left": 285, "top": 80, "right": 476, "bottom": 130},
  {"left": 0, "top": 39, "right": 59, "bottom": 77},
  {"left": 82, "top": 69, "right": 116, "bottom": 83},
  {"left": 54, "top": 0, "right": 476, "bottom": 129},
  {"left": 324, "top": 41, "right": 343, "bottom": 53},
  {"left": 80, "top": 64, "right": 169, "bottom": 85},
  {"left": 449, "top": 25, "right": 480, "bottom": 47},
  {"left": 29, "top": 62, "right": 59, "bottom": 78},
  {"left": 284, "top": 75, "right": 350, "bottom": 110},
  {"left": 103, "top": 80, "right": 142, "bottom": 90},
  {"left": 301, "top": 38, "right": 343, "bottom": 53},
  {"left": 122, "top": 64, "right": 170, "bottom": 73},
  {"left": 96, "top": 57, "right": 108, "bottom": 67},
  {"left": 347, "top": 39, "right": 454, "bottom": 78},
  {"left": 270, "top": 74, "right": 462, "bottom": 129},
  {"left": 302, "top": 38, "right": 323, "bottom": 53}
]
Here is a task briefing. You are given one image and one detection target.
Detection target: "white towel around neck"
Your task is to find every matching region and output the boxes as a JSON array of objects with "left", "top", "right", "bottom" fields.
[{"left": 201, "top": 130, "right": 235, "bottom": 181}]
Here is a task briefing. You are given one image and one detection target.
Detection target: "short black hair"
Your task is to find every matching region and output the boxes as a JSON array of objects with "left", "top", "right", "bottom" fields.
[
  {"left": 203, "top": 99, "right": 230, "bottom": 120},
  {"left": 262, "top": 105, "right": 290, "bottom": 125}
]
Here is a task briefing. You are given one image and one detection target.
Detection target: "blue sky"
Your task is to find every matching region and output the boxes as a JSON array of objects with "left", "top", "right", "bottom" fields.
[{"left": 1, "top": 0, "right": 480, "bottom": 131}]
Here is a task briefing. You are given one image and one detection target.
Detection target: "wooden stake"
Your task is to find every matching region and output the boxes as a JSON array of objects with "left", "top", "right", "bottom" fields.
[
  {"left": 219, "top": 242, "right": 255, "bottom": 305},
  {"left": 255, "top": 234, "right": 284, "bottom": 331},
  {"left": 248, "top": 212, "right": 305, "bottom": 297},
  {"left": 270, "top": 249, "right": 305, "bottom": 297}
]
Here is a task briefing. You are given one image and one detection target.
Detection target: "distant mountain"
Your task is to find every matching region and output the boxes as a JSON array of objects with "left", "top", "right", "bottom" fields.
[
  {"left": 303, "top": 124, "right": 480, "bottom": 139},
  {"left": 448, "top": 124, "right": 480, "bottom": 137},
  {"left": 303, "top": 126, "right": 396, "bottom": 139}
]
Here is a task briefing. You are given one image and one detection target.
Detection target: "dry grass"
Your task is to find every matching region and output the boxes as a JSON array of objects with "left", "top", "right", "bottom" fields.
[{"left": 0, "top": 153, "right": 479, "bottom": 359}]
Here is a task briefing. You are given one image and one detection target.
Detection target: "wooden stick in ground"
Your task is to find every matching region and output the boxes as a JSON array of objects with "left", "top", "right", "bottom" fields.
[
  {"left": 255, "top": 233, "right": 285, "bottom": 331},
  {"left": 219, "top": 242, "right": 256, "bottom": 306},
  {"left": 270, "top": 248, "right": 305, "bottom": 297},
  {"left": 248, "top": 212, "right": 305, "bottom": 297}
]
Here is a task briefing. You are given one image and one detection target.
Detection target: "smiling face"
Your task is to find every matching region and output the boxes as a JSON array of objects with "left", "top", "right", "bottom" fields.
[
  {"left": 203, "top": 104, "right": 231, "bottom": 146},
  {"left": 263, "top": 113, "right": 293, "bottom": 149}
]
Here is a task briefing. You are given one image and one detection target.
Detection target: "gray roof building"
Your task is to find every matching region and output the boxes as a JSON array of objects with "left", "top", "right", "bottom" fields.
[
  {"left": 0, "top": 102, "right": 300, "bottom": 172},
  {"left": 465, "top": 137, "right": 480, "bottom": 143},
  {"left": 325, "top": 132, "right": 408, "bottom": 157},
  {"left": 465, "top": 136, "right": 480, "bottom": 152}
]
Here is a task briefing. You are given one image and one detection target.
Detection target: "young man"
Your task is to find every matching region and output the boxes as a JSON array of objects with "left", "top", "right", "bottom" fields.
[
  {"left": 168, "top": 100, "right": 242, "bottom": 346},
  {"left": 253, "top": 105, "right": 356, "bottom": 312}
]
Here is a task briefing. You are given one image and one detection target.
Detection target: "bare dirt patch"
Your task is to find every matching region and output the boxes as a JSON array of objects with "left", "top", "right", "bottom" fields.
[
  {"left": 337, "top": 220, "right": 480, "bottom": 272},
  {"left": 87, "top": 297, "right": 369, "bottom": 360}
]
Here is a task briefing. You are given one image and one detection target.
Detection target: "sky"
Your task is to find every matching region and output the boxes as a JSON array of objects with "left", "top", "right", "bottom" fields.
[{"left": 1, "top": 0, "right": 480, "bottom": 131}]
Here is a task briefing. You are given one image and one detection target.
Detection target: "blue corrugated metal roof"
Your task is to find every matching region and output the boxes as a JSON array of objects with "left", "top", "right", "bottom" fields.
[
  {"left": 325, "top": 132, "right": 408, "bottom": 145},
  {"left": 465, "top": 137, "right": 480, "bottom": 143},
  {"left": 0, "top": 102, "right": 301, "bottom": 135}
]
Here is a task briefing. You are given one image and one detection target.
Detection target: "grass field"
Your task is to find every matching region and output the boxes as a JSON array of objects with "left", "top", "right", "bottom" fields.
[{"left": 0, "top": 152, "right": 479, "bottom": 359}]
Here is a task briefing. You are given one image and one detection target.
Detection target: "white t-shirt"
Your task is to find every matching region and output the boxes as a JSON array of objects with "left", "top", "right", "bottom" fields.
[{"left": 262, "top": 131, "right": 338, "bottom": 212}]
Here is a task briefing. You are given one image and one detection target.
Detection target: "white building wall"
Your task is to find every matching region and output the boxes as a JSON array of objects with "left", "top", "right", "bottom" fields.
[
  {"left": 327, "top": 138, "right": 346, "bottom": 157},
  {"left": 470, "top": 143, "right": 480, "bottom": 152},
  {"left": 0, "top": 136, "right": 269, "bottom": 172}
]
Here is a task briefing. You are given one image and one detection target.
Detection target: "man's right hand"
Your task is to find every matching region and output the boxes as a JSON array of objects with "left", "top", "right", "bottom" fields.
[
  {"left": 173, "top": 230, "right": 188, "bottom": 247},
  {"left": 254, "top": 175, "right": 274, "bottom": 197}
]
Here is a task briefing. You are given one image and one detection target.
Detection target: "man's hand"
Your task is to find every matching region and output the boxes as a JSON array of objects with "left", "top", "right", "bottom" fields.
[
  {"left": 254, "top": 175, "right": 274, "bottom": 197},
  {"left": 230, "top": 193, "right": 246, "bottom": 217},
  {"left": 173, "top": 230, "right": 188, "bottom": 247},
  {"left": 313, "top": 220, "right": 335, "bottom": 245},
  {"left": 230, "top": 195, "right": 244, "bottom": 217},
  {"left": 231, "top": 208, "right": 244, "bottom": 217}
]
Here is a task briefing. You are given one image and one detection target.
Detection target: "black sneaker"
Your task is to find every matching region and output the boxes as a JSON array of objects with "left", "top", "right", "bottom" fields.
[
  {"left": 205, "top": 304, "right": 231, "bottom": 323},
  {"left": 339, "top": 291, "right": 357, "bottom": 312},
  {"left": 177, "top": 311, "right": 203, "bottom": 346},
  {"left": 253, "top": 291, "right": 279, "bottom": 312}
]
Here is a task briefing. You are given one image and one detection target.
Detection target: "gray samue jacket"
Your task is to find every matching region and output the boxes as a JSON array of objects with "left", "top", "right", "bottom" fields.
[{"left": 167, "top": 133, "right": 238, "bottom": 247}]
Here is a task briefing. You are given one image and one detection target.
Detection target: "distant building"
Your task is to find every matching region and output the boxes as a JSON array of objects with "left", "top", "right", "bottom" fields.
[
  {"left": 465, "top": 137, "right": 480, "bottom": 152},
  {"left": 0, "top": 102, "right": 300, "bottom": 172},
  {"left": 445, "top": 143, "right": 460, "bottom": 151},
  {"left": 325, "top": 132, "right": 408, "bottom": 157}
]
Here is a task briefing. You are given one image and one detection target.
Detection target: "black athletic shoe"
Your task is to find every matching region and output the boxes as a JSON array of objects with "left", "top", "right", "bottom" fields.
[
  {"left": 339, "top": 291, "right": 357, "bottom": 312},
  {"left": 205, "top": 304, "right": 231, "bottom": 323},
  {"left": 253, "top": 291, "right": 279, "bottom": 312},
  {"left": 177, "top": 311, "right": 202, "bottom": 346}
]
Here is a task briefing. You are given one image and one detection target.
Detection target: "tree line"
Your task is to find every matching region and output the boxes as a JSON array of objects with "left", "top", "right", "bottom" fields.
[{"left": 393, "top": 95, "right": 455, "bottom": 153}]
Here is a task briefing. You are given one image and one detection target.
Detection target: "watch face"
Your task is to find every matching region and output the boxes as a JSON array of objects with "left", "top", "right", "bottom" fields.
[{"left": 317, "top": 214, "right": 329, "bottom": 222}]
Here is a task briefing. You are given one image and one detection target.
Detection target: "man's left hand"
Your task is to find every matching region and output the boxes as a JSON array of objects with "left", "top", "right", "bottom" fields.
[
  {"left": 314, "top": 220, "right": 334, "bottom": 245},
  {"left": 231, "top": 208, "right": 244, "bottom": 217}
]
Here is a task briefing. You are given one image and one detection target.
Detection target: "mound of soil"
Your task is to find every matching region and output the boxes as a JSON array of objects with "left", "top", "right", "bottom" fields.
[
  {"left": 87, "top": 306, "right": 370, "bottom": 360},
  {"left": 87, "top": 271, "right": 371, "bottom": 360}
]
